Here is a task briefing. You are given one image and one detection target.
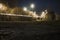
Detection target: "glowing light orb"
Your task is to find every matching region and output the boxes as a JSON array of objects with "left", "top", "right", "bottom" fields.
[
  {"left": 30, "top": 4, "right": 35, "bottom": 8},
  {"left": 23, "top": 7, "right": 27, "bottom": 11}
]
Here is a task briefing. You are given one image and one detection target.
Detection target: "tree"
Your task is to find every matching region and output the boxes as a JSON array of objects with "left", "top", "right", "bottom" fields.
[{"left": 47, "top": 10, "right": 56, "bottom": 21}]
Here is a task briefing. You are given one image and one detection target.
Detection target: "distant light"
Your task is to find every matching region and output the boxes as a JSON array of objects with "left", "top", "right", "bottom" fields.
[
  {"left": 0, "top": 3, "right": 7, "bottom": 11},
  {"left": 0, "top": 3, "right": 3, "bottom": 9},
  {"left": 30, "top": 4, "right": 35, "bottom": 9},
  {"left": 33, "top": 11, "right": 38, "bottom": 18},
  {"left": 40, "top": 11, "right": 46, "bottom": 18},
  {"left": 23, "top": 7, "right": 27, "bottom": 11}
]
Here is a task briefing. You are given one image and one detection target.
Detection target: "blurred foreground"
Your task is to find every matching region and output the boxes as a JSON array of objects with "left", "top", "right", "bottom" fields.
[{"left": 0, "top": 21, "right": 60, "bottom": 40}]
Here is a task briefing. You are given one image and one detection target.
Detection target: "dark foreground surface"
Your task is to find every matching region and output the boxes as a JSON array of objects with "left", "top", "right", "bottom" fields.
[{"left": 0, "top": 21, "right": 60, "bottom": 40}]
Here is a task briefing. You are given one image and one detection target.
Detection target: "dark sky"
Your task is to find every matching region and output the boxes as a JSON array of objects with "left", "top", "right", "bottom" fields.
[
  {"left": 18, "top": 0, "right": 60, "bottom": 13},
  {"left": 0, "top": 0, "right": 60, "bottom": 13}
]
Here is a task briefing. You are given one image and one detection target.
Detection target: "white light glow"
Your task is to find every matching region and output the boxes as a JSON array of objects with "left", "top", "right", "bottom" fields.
[
  {"left": 40, "top": 10, "right": 48, "bottom": 18},
  {"left": 23, "top": 7, "right": 27, "bottom": 11},
  {"left": 0, "top": 3, "right": 7, "bottom": 11},
  {"left": 30, "top": 4, "right": 35, "bottom": 8},
  {"left": 40, "top": 11, "right": 46, "bottom": 18}
]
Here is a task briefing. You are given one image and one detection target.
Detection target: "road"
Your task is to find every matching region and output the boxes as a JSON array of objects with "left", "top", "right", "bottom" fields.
[{"left": 0, "top": 21, "right": 60, "bottom": 40}]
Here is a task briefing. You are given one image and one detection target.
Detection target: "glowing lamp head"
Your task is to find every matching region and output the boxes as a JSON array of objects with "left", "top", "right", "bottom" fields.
[
  {"left": 23, "top": 7, "right": 27, "bottom": 11},
  {"left": 30, "top": 4, "right": 35, "bottom": 8}
]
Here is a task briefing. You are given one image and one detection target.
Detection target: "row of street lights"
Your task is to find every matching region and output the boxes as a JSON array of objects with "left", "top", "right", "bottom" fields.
[
  {"left": 23, "top": 3, "right": 35, "bottom": 11},
  {"left": 23, "top": 3, "right": 48, "bottom": 20}
]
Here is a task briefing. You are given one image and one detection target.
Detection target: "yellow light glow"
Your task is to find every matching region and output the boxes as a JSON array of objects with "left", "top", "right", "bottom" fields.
[
  {"left": 0, "top": 3, "right": 7, "bottom": 11},
  {"left": 0, "top": 4, "right": 3, "bottom": 9},
  {"left": 28, "top": 11, "right": 38, "bottom": 18},
  {"left": 2, "top": 6, "right": 7, "bottom": 10}
]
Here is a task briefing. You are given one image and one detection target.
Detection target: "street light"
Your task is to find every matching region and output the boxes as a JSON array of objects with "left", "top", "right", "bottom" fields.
[
  {"left": 30, "top": 3, "right": 35, "bottom": 9},
  {"left": 23, "top": 7, "right": 27, "bottom": 11}
]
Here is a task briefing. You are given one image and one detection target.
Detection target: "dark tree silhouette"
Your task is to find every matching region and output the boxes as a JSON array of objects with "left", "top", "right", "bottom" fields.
[{"left": 47, "top": 11, "right": 56, "bottom": 21}]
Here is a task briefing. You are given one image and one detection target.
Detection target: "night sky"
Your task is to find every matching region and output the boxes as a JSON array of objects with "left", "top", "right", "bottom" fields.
[
  {"left": 0, "top": 0, "right": 60, "bottom": 13},
  {"left": 18, "top": 0, "right": 60, "bottom": 13}
]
